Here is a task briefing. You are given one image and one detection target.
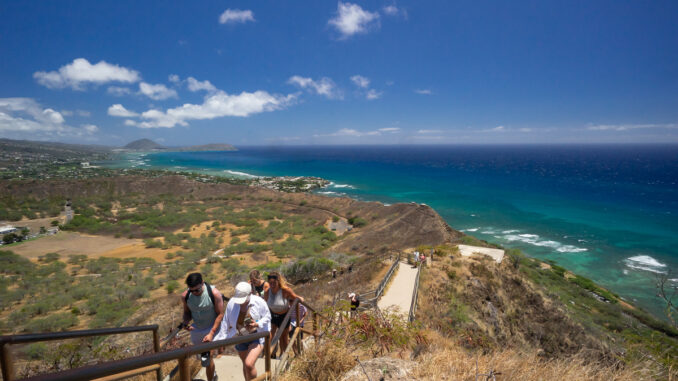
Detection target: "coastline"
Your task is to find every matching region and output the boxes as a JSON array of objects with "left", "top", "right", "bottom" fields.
[{"left": 96, "top": 148, "right": 677, "bottom": 320}]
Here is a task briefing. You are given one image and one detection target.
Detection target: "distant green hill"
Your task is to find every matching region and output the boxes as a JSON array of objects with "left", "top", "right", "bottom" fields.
[
  {"left": 122, "top": 140, "right": 236, "bottom": 152},
  {"left": 123, "top": 139, "right": 166, "bottom": 150}
]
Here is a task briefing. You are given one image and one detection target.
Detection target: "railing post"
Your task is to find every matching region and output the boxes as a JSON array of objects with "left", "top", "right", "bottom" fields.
[
  {"left": 1, "top": 342, "right": 14, "bottom": 381},
  {"left": 313, "top": 312, "right": 319, "bottom": 345},
  {"left": 295, "top": 302, "right": 302, "bottom": 354},
  {"left": 152, "top": 327, "right": 161, "bottom": 381},
  {"left": 178, "top": 355, "right": 190, "bottom": 381},
  {"left": 264, "top": 335, "right": 271, "bottom": 379}
]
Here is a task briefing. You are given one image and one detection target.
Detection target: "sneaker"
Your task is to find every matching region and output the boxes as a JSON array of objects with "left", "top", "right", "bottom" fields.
[{"left": 211, "top": 374, "right": 218, "bottom": 381}]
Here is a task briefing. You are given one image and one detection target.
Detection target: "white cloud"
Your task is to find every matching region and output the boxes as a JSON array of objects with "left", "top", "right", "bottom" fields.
[
  {"left": 586, "top": 123, "right": 678, "bottom": 131},
  {"left": 287, "top": 76, "right": 342, "bottom": 99},
  {"left": 34, "top": 58, "right": 140, "bottom": 90},
  {"left": 350, "top": 75, "right": 370, "bottom": 88},
  {"left": 331, "top": 128, "right": 379, "bottom": 137},
  {"left": 382, "top": 4, "right": 407, "bottom": 18},
  {"left": 489, "top": 126, "right": 505, "bottom": 132},
  {"left": 138, "top": 82, "right": 178, "bottom": 100},
  {"left": 124, "top": 120, "right": 138, "bottom": 127},
  {"left": 219, "top": 9, "right": 255, "bottom": 24},
  {"left": 414, "top": 89, "right": 432, "bottom": 95},
  {"left": 82, "top": 124, "right": 99, "bottom": 133},
  {"left": 108, "top": 104, "right": 139, "bottom": 117},
  {"left": 0, "top": 98, "right": 95, "bottom": 136},
  {"left": 383, "top": 5, "right": 399, "bottom": 15},
  {"left": 366, "top": 89, "right": 382, "bottom": 100},
  {"left": 328, "top": 2, "right": 380, "bottom": 38},
  {"left": 133, "top": 90, "right": 296, "bottom": 128},
  {"left": 187, "top": 77, "right": 217, "bottom": 93},
  {"left": 168, "top": 74, "right": 180, "bottom": 83},
  {"left": 107, "top": 86, "right": 132, "bottom": 96},
  {"left": 316, "top": 127, "right": 396, "bottom": 138},
  {"left": 418, "top": 129, "right": 443, "bottom": 134}
]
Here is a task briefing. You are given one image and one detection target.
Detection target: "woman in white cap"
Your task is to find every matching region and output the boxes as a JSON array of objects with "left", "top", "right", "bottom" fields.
[{"left": 215, "top": 282, "right": 271, "bottom": 381}]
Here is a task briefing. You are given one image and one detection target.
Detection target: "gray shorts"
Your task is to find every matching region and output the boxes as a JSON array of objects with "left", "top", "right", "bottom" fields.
[{"left": 190, "top": 326, "right": 215, "bottom": 345}]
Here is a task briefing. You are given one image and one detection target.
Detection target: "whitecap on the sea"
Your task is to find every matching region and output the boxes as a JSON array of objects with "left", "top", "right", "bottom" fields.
[
  {"left": 329, "top": 182, "right": 356, "bottom": 189},
  {"left": 223, "top": 170, "right": 259, "bottom": 178},
  {"left": 497, "top": 232, "right": 588, "bottom": 253},
  {"left": 624, "top": 255, "right": 668, "bottom": 274}
]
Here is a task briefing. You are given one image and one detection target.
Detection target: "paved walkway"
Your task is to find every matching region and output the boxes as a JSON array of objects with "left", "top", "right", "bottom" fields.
[
  {"left": 458, "top": 244, "right": 505, "bottom": 263},
  {"left": 377, "top": 262, "right": 419, "bottom": 317},
  {"left": 194, "top": 355, "right": 279, "bottom": 381}
]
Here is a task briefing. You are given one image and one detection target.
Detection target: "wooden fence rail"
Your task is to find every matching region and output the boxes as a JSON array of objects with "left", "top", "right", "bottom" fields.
[{"left": 0, "top": 325, "right": 161, "bottom": 381}]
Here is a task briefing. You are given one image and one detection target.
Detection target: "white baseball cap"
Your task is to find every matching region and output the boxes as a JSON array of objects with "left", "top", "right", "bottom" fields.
[{"left": 231, "top": 282, "right": 252, "bottom": 304}]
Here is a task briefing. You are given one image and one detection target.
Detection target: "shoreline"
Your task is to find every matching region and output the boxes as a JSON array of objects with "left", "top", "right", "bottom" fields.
[{"left": 94, "top": 151, "right": 675, "bottom": 320}]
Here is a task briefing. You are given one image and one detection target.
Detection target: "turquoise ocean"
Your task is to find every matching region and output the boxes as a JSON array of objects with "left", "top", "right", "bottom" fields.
[{"left": 102, "top": 145, "right": 678, "bottom": 318}]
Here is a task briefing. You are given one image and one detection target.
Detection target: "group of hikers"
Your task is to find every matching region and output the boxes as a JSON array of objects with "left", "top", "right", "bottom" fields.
[{"left": 180, "top": 270, "right": 305, "bottom": 381}]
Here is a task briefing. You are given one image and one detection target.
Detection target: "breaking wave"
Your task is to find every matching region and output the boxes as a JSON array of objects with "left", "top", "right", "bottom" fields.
[{"left": 624, "top": 255, "right": 668, "bottom": 274}]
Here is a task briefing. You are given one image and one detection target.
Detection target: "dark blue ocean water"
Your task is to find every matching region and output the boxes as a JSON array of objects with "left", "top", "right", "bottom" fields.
[{"left": 107, "top": 145, "right": 678, "bottom": 317}]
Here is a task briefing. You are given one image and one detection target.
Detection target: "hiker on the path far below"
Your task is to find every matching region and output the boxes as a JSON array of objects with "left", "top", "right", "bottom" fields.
[{"left": 181, "top": 273, "right": 224, "bottom": 381}]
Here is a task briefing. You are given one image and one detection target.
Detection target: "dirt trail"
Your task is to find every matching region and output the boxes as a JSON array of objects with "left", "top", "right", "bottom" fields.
[{"left": 377, "top": 262, "right": 419, "bottom": 317}]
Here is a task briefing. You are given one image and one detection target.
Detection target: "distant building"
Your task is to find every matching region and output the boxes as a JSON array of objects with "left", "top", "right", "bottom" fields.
[{"left": 0, "top": 225, "right": 17, "bottom": 235}]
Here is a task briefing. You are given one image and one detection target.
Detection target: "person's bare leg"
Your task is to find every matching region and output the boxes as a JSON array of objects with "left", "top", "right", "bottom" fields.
[
  {"left": 269, "top": 325, "right": 278, "bottom": 357},
  {"left": 238, "top": 350, "right": 250, "bottom": 381},
  {"left": 280, "top": 326, "right": 290, "bottom": 354},
  {"left": 207, "top": 355, "right": 215, "bottom": 381},
  {"left": 244, "top": 344, "right": 264, "bottom": 380}
]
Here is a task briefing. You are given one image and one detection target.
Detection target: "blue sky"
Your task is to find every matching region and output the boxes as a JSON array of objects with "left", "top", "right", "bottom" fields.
[{"left": 1, "top": 1, "right": 678, "bottom": 145}]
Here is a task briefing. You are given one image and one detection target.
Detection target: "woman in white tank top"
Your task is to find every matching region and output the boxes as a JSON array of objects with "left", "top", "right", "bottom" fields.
[{"left": 264, "top": 271, "right": 303, "bottom": 357}]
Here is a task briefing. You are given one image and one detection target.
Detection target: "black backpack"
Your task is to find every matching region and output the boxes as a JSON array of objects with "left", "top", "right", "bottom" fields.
[{"left": 185, "top": 282, "right": 229, "bottom": 307}]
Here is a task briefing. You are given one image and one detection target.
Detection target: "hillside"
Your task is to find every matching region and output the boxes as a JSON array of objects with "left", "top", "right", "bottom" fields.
[
  {"left": 121, "top": 139, "right": 236, "bottom": 152},
  {"left": 2, "top": 174, "right": 676, "bottom": 379},
  {"left": 123, "top": 139, "right": 166, "bottom": 150}
]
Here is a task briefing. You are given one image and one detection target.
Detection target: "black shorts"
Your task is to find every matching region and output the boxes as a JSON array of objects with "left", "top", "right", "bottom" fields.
[
  {"left": 271, "top": 312, "right": 291, "bottom": 329},
  {"left": 289, "top": 325, "right": 304, "bottom": 340}
]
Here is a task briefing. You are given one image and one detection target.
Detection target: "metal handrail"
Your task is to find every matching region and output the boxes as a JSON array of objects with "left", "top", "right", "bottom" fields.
[
  {"left": 408, "top": 261, "right": 423, "bottom": 322},
  {"left": 0, "top": 325, "right": 161, "bottom": 381},
  {"left": 375, "top": 253, "right": 400, "bottom": 300},
  {"left": 0, "top": 325, "right": 159, "bottom": 345},
  {"left": 19, "top": 332, "right": 271, "bottom": 381}
]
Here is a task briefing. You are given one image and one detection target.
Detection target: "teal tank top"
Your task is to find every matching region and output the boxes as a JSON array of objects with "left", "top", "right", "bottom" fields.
[{"left": 187, "top": 285, "right": 217, "bottom": 330}]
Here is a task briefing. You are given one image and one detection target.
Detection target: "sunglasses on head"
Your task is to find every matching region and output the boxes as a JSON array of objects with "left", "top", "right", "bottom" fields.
[{"left": 267, "top": 275, "right": 278, "bottom": 280}]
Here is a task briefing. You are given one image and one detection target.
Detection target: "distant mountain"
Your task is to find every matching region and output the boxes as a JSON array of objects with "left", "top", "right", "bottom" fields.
[
  {"left": 173, "top": 144, "right": 236, "bottom": 152},
  {"left": 123, "top": 139, "right": 166, "bottom": 150}
]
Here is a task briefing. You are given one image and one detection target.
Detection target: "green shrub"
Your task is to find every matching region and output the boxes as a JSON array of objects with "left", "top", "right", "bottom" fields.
[
  {"left": 165, "top": 280, "right": 179, "bottom": 294},
  {"left": 348, "top": 217, "right": 367, "bottom": 227},
  {"left": 26, "top": 312, "right": 78, "bottom": 332},
  {"left": 22, "top": 343, "right": 48, "bottom": 359}
]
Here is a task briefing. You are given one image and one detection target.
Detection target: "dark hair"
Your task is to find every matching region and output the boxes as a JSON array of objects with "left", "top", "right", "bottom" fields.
[{"left": 186, "top": 273, "right": 203, "bottom": 287}]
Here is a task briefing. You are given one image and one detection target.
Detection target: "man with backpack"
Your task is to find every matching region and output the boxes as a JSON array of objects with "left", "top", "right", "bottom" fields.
[{"left": 182, "top": 273, "right": 225, "bottom": 381}]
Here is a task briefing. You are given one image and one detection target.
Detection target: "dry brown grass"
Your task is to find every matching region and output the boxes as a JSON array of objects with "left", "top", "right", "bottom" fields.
[
  {"left": 412, "top": 344, "right": 670, "bottom": 381},
  {"left": 279, "top": 342, "right": 356, "bottom": 381}
]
